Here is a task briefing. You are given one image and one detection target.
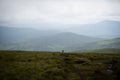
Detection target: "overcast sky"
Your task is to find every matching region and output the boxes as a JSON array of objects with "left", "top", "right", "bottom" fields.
[{"left": 0, "top": 0, "right": 120, "bottom": 25}]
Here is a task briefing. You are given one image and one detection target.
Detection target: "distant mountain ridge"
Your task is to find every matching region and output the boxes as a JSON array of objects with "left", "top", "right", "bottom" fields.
[
  {"left": 0, "top": 28, "right": 102, "bottom": 51},
  {"left": 0, "top": 20, "right": 120, "bottom": 52},
  {"left": 0, "top": 26, "right": 60, "bottom": 44},
  {"left": 68, "top": 21, "right": 120, "bottom": 38},
  {"left": 11, "top": 32, "right": 101, "bottom": 51},
  {"left": 66, "top": 38, "right": 120, "bottom": 51}
]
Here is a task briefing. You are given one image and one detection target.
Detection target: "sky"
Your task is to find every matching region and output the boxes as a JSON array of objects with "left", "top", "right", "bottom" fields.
[{"left": 0, "top": 0, "right": 120, "bottom": 25}]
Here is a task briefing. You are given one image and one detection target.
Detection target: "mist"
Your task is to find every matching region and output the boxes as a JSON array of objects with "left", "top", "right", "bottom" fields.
[{"left": 0, "top": 0, "right": 120, "bottom": 51}]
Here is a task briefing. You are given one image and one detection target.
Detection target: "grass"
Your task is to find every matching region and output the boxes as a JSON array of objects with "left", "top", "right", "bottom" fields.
[{"left": 0, "top": 50, "right": 120, "bottom": 80}]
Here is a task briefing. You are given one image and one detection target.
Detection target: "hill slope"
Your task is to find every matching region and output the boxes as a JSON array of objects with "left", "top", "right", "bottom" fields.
[
  {"left": 0, "top": 32, "right": 101, "bottom": 51},
  {"left": 0, "top": 51, "right": 120, "bottom": 80},
  {"left": 68, "top": 38, "right": 120, "bottom": 51},
  {"left": 0, "top": 26, "right": 60, "bottom": 44}
]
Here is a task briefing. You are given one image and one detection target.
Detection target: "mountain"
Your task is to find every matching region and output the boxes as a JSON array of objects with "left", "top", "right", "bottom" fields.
[
  {"left": 68, "top": 21, "right": 120, "bottom": 38},
  {"left": 0, "top": 31, "right": 101, "bottom": 51},
  {"left": 67, "top": 38, "right": 120, "bottom": 51},
  {"left": 0, "top": 26, "right": 60, "bottom": 45},
  {"left": 0, "top": 25, "right": 119, "bottom": 52}
]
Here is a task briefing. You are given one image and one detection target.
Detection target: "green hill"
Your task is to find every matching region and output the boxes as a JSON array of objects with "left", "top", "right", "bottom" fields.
[
  {"left": 66, "top": 38, "right": 120, "bottom": 52},
  {"left": 75, "top": 48, "right": 120, "bottom": 53},
  {"left": 89, "top": 48, "right": 120, "bottom": 53}
]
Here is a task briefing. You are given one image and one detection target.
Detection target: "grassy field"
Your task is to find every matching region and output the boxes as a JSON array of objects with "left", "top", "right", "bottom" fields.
[{"left": 0, "top": 51, "right": 120, "bottom": 80}]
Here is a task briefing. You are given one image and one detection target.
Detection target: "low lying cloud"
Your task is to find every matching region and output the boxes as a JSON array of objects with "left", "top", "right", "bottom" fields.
[{"left": 0, "top": 0, "right": 120, "bottom": 25}]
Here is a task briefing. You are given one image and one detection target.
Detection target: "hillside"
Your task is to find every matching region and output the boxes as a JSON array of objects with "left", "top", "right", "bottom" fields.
[
  {"left": 0, "top": 26, "right": 60, "bottom": 44},
  {"left": 67, "top": 38, "right": 120, "bottom": 51},
  {"left": 88, "top": 48, "right": 120, "bottom": 53},
  {"left": 81, "top": 38, "right": 120, "bottom": 50},
  {"left": 0, "top": 51, "right": 120, "bottom": 80},
  {"left": 0, "top": 31, "right": 101, "bottom": 51},
  {"left": 0, "top": 26, "right": 120, "bottom": 52}
]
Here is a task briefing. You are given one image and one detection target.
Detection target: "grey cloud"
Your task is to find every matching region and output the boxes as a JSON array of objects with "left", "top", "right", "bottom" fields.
[{"left": 0, "top": 0, "right": 120, "bottom": 25}]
